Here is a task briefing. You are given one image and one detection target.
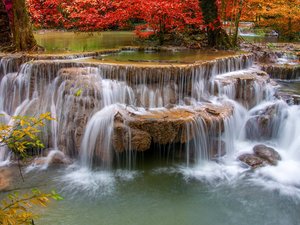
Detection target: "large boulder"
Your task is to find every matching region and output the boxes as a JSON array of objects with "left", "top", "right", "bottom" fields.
[
  {"left": 111, "top": 103, "right": 233, "bottom": 160},
  {"left": 238, "top": 154, "right": 266, "bottom": 169},
  {"left": 238, "top": 144, "right": 281, "bottom": 169},
  {"left": 253, "top": 144, "right": 281, "bottom": 165},
  {"left": 245, "top": 103, "right": 284, "bottom": 140}
]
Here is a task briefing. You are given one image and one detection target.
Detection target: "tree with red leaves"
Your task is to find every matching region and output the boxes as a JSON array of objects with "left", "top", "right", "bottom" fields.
[
  {"left": 200, "top": 0, "right": 233, "bottom": 48},
  {"left": 27, "top": 0, "right": 204, "bottom": 45},
  {"left": 136, "top": 0, "right": 203, "bottom": 44},
  {"left": 25, "top": 0, "right": 245, "bottom": 49}
]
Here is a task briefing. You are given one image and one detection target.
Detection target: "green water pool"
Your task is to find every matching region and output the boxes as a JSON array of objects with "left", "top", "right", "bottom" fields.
[{"left": 34, "top": 31, "right": 136, "bottom": 53}]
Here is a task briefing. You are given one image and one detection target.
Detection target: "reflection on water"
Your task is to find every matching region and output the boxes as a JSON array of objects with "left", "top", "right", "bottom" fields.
[
  {"left": 34, "top": 31, "right": 136, "bottom": 53},
  {"left": 99, "top": 50, "right": 239, "bottom": 64}
]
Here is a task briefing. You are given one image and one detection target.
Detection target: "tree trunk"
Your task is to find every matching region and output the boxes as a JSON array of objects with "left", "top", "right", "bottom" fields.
[
  {"left": 233, "top": 0, "right": 244, "bottom": 46},
  {"left": 0, "top": 0, "right": 12, "bottom": 49},
  {"left": 11, "top": 0, "right": 37, "bottom": 51},
  {"left": 200, "top": 0, "right": 233, "bottom": 48}
]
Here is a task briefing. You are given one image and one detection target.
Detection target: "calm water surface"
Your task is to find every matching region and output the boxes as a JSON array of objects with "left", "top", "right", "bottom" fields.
[
  {"left": 8, "top": 163, "right": 298, "bottom": 225},
  {"left": 34, "top": 31, "right": 136, "bottom": 53}
]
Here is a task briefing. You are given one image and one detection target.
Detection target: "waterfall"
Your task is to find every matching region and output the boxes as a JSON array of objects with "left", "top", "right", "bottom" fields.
[
  {"left": 80, "top": 105, "right": 119, "bottom": 169},
  {"left": 0, "top": 52, "right": 296, "bottom": 174},
  {"left": 185, "top": 117, "right": 209, "bottom": 166},
  {"left": 277, "top": 105, "right": 300, "bottom": 157}
]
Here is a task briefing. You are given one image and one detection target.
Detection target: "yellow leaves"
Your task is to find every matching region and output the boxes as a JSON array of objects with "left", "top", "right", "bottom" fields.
[
  {"left": 0, "top": 189, "right": 63, "bottom": 225},
  {"left": 74, "top": 88, "right": 83, "bottom": 97},
  {"left": 0, "top": 113, "right": 54, "bottom": 159},
  {"left": 0, "top": 113, "right": 62, "bottom": 224},
  {"left": 242, "top": 0, "right": 300, "bottom": 39}
]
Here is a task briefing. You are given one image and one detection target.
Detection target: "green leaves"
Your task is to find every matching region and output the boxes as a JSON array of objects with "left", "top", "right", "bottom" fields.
[{"left": 50, "top": 190, "right": 64, "bottom": 201}]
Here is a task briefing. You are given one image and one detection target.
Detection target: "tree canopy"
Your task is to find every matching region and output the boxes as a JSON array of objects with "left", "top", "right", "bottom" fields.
[
  {"left": 1, "top": 0, "right": 299, "bottom": 51},
  {"left": 242, "top": 0, "right": 300, "bottom": 39}
]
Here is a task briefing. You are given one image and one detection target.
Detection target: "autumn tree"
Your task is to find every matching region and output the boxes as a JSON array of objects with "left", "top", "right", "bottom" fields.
[
  {"left": 27, "top": 0, "right": 67, "bottom": 29},
  {"left": 0, "top": 0, "right": 12, "bottom": 49},
  {"left": 0, "top": 0, "right": 37, "bottom": 52},
  {"left": 27, "top": 0, "right": 204, "bottom": 45},
  {"left": 136, "top": 0, "right": 203, "bottom": 44},
  {"left": 200, "top": 0, "right": 233, "bottom": 48},
  {"left": 242, "top": 0, "right": 300, "bottom": 40}
]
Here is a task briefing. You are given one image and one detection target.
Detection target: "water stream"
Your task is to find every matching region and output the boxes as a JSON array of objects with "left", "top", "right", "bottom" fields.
[{"left": 0, "top": 48, "right": 299, "bottom": 224}]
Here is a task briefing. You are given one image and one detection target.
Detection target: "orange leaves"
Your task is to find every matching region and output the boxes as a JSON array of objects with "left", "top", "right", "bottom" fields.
[{"left": 242, "top": 0, "right": 300, "bottom": 38}]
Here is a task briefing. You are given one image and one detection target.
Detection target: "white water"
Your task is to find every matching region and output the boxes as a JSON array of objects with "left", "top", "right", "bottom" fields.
[{"left": 0, "top": 53, "right": 299, "bottom": 200}]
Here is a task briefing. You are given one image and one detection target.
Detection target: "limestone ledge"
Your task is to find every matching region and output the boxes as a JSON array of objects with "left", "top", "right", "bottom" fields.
[
  {"left": 261, "top": 64, "right": 300, "bottom": 80},
  {"left": 112, "top": 103, "right": 233, "bottom": 152},
  {"left": 213, "top": 69, "right": 272, "bottom": 107}
]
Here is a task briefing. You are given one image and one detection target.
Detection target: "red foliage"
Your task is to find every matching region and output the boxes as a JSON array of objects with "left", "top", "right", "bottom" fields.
[
  {"left": 27, "top": 0, "right": 203, "bottom": 35},
  {"left": 3, "top": 0, "right": 13, "bottom": 23},
  {"left": 27, "top": 0, "right": 67, "bottom": 28}
]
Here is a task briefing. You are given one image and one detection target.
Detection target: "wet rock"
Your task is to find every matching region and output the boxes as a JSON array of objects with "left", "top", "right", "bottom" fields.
[
  {"left": 276, "top": 92, "right": 300, "bottom": 105},
  {"left": 262, "top": 64, "right": 300, "bottom": 80},
  {"left": 112, "top": 103, "right": 233, "bottom": 156},
  {"left": 56, "top": 68, "right": 102, "bottom": 157},
  {"left": 245, "top": 103, "right": 283, "bottom": 140},
  {"left": 214, "top": 70, "right": 270, "bottom": 107},
  {"left": 210, "top": 140, "right": 226, "bottom": 160},
  {"left": 238, "top": 154, "right": 266, "bottom": 169},
  {"left": 258, "top": 51, "right": 278, "bottom": 64},
  {"left": 238, "top": 145, "right": 281, "bottom": 169},
  {"left": 0, "top": 168, "right": 11, "bottom": 191},
  {"left": 33, "top": 151, "right": 72, "bottom": 166},
  {"left": 112, "top": 121, "right": 152, "bottom": 152},
  {"left": 246, "top": 115, "right": 273, "bottom": 140},
  {"left": 253, "top": 144, "right": 281, "bottom": 165}
]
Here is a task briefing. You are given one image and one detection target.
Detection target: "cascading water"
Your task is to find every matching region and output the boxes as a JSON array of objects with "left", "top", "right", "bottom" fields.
[{"left": 0, "top": 50, "right": 300, "bottom": 202}]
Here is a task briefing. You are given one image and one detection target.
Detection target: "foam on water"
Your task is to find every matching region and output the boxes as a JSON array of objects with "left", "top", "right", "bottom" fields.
[
  {"left": 179, "top": 98, "right": 300, "bottom": 199},
  {"left": 179, "top": 161, "right": 248, "bottom": 185},
  {"left": 59, "top": 164, "right": 140, "bottom": 197},
  {"left": 60, "top": 166, "right": 116, "bottom": 197}
]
